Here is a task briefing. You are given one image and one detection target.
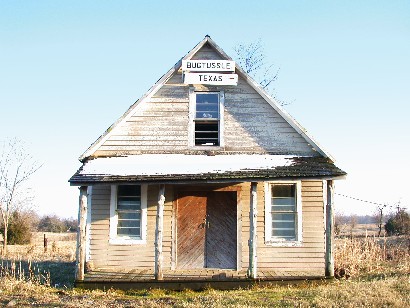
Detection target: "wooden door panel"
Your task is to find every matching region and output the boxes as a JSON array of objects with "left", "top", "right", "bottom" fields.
[
  {"left": 206, "top": 192, "right": 237, "bottom": 269},
  {"left": 176, "top": 191, "right": 237, "bottom": 270},
  {"left": 176, "top": 194, "right": 206, "bottom": 269}
]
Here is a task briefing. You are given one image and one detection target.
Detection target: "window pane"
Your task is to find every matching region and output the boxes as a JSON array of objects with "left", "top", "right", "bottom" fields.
[
  {"left": 117, "top": 227, "right": 141, "bottom": 238},
  {"left": 272, "top": 213, "right": 295, "bottom": 222},
  {"left": 117, "top": 185, "right": 141, "bottom": 210},
  {"left": 272, "top": 184, "right": 296, "bottom": 211},
  {"left": 271, "top": 212, "right": 296, "bottom": 239},
  {"left": 272, "top": 197, "right": 295, "bottom": 206},
  {"left": 196, "top": 111, "right": 219, "bottom": 119},
  {"left": 195, "top": 122, "right": 219, "bottom": 146},
  {"left": 196, "top": 93, "right": 219, "bottom": 119},
  {"left": 272, "top": 185, "right": 295, "bottom": 198},
  {"left": 118, "top": 185, "right": 141, "bottom": 197},
  {"left": 118, "top": 212, "right": 141, "bottom": 220},
  {"left": 118, "top": 197, "right": 141, "bottom": 210},
  {"left": 271, "top": 199, "right": 295, "bottom": 211},
  {"left": 272, "top": 220, "right": 295, "bottom": 229},
  {"left": 118, "top": 218, "right": 141, "bottom": 228},
  {"left": 272, "top": 229, "right": 295, "bottom": 238}
]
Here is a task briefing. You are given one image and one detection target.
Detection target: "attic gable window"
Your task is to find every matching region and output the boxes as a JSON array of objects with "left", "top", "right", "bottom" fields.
[{"left": 189, "top": 90, "right": 224, "bottom": 147}]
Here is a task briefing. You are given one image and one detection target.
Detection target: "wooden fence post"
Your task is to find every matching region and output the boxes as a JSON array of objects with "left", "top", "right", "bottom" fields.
[{"left": 43, "top": 234, "right": 48, "bottom": 253}]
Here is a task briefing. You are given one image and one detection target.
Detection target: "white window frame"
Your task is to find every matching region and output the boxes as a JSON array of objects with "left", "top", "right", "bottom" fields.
[
  {"left": 264, "top": 181, "right": 302, "bottom": 246},
  {"left": 109, "top": 184, "right": 147, "bottom": 245},
  {"left": 188, "top": 88, "right": 224, "bottom": 148}
]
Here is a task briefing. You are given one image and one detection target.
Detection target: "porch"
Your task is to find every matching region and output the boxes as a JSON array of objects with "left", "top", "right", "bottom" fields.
[{"left": 77, "top": 268, "right": 326, "bottom": 290}]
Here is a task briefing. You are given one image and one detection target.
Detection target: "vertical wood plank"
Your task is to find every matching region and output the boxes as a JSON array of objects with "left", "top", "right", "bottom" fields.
[
  {"left": 248, "top": 182, "right": 258, "bottom": 279},
  {"left": 325, "top": 180, "right": 334, "bottom": 277},
  {"left": 206, "top": 192, "right": 237, "bottom": 269},
  {"left": 76, "top": 186, "right": 88, "bottom": 281},
  {"left": 176, "top": 194, "right": 207, "bottom": 269},
  {"left": 155, "top": 184, "right": 165, "bottom": 280}
]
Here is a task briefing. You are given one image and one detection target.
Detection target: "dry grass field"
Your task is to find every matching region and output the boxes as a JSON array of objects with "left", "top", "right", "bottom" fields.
[{"left": 0, "top": 229, "right": 409, "bottom": 307}]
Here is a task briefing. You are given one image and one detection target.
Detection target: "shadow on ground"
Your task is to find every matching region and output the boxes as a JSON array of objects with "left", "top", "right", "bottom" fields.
[{"left": 0, "top": 259, "right": 76, "bottom": 288}]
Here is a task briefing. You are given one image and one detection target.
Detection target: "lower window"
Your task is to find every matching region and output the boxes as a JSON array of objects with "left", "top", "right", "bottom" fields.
[
  {"left": 265, "top": 181, "right": 302, "bottom": 245},
  {"left": 110, "top": 184, "right": 147, "bottom": 244}
]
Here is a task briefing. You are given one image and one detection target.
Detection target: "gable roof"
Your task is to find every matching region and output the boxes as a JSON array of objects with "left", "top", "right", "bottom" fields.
[{"left": 79, "top": 36, "right": 334, "bottom": 162}]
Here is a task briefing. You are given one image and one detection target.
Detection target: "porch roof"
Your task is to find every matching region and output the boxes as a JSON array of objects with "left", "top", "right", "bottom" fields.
[{"left": 69, "top": 154, "right": 346, "bottom": 185}]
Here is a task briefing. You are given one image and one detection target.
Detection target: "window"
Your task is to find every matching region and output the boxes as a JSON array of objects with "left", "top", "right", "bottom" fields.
[
  {"left": 110, "top": 184, "right": 147, "bottom": 244},
  {"left": 189, "top": 90, "right": 224, "bottom": 147},
  {"left": 265, "top": 181, "right": 302, "bottom": 245}
]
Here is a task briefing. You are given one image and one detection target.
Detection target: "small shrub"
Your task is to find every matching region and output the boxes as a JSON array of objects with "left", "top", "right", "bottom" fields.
[
  {"left": 7, "top": 211, "right": 33, "bottom": 245},
  {"left": 385, "top": 210, "right": 410, "bottom": 236}
]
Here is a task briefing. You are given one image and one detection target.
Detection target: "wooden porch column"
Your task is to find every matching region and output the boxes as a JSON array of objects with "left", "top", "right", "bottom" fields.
[
  {"left": 248, "top": 182, "right": 258, "bottom": 279},
  {"left": 155, "top": 184, "right": 165, "bottom": 280},
  {"left": 325, "top": 180, "right": 335, "bottom": 277},
  {"left": 76, "top": 186, "right": 88, "bottom": 281}
]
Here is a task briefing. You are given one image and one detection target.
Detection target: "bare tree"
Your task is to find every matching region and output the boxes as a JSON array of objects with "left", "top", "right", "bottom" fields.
[
  {"left": 0, "top": 138, "right": 41, "bottom": 255},
  {"left": 334, "top": 212, "right": 348, "bottom": 236},
  {"left": 375, "top": 204, "right": 389, "bottom": 237},
  {"left": 234, "top": 39, "right": 282, "bottom": 101},
  {"left": 349, "top": 215, "right": 358, "bottom": 238}
]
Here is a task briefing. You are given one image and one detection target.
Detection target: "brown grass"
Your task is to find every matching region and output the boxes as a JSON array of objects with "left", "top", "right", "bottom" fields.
[
  {"left": 335, "top": 235, "right": 410, "bottom": 278},
  {"left": 0, "top": 232, "right": 76, "bottom": 289}
]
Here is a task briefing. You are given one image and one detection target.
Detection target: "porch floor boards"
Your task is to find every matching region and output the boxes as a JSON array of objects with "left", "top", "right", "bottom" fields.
[{"left": 83, "top": 268, "right": 321, "bottom": 282}]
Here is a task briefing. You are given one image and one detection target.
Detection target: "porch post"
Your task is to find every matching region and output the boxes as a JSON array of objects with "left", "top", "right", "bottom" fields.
[
  {"left": 248, "top": 182, "right": 258, "bottom": 279},
  {"left": 325, "top": 180, "right": 335, "bottom": 277},
  {"left": 155, "top": 184, "right": 165, "bottom": 280},
  {"left": 76, "top": 186, "right": 88, "bottom": 281}
]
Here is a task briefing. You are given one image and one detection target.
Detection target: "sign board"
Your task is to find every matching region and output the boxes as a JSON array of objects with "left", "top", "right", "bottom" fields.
[
  {"left": 184, "top": 73, "right": 238, "bottom": 86},
  {"left": 182, "top": 60, "right": 235, "bottom": 72}
]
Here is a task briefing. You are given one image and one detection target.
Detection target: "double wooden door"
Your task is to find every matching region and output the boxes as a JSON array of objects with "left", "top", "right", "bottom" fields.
[{"left": 176, "top": 191, "right": 237, "bottom": 269}]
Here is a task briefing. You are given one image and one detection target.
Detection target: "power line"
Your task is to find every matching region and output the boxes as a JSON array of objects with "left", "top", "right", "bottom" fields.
[{"left": 335, "top": 193, "right": 391, "bottom": 208}]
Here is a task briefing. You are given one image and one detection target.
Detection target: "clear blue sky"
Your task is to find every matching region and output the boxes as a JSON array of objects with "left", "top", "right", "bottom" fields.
[{"left": 1, "top": 1, "right": 409, "bottom": 218}]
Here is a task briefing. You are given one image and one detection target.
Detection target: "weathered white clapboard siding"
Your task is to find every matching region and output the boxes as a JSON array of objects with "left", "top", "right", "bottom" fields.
[
  {"left": 89, "top": 185, "right": 175, "bottom": 269},
  {"left": 240, "top": 181, "right": 325, "bottom": 276},
  {"left": 92, "top": 44, "right": 317, "bottom": 157},
  {"left": 223, "top": 79, "right": 313, "bottom": 154},
  {"left": 191, "top": 43, "right": 225, "bottom": 60},
  {"left": 89, "top": 181, "right": 325, "bottom": 276}
]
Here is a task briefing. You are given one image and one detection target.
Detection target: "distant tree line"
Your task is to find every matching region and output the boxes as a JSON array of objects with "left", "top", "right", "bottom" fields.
[
  {"left": 0, "top": 210, "right": 77, "bottom": 245},
  {"left": 335, "top": 210, "right": 410, "bottom": 237}
]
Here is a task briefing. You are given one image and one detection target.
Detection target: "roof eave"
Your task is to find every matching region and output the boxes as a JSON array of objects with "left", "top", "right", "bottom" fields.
[{"left": 69, "top": 174, "right": 346, "bottom": 187}]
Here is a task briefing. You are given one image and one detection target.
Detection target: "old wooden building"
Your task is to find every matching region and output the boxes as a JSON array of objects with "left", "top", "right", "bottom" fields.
[{"left": 69, "top": 36, "right": 346, "bottom": 289}]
